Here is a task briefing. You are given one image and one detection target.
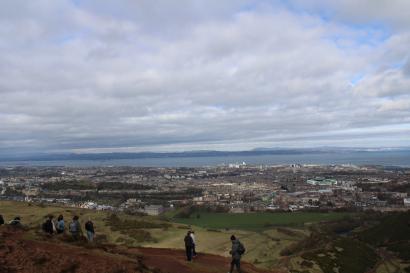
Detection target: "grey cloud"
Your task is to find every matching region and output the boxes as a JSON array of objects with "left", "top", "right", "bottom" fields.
[
  {"left": 0, "top": 1, "right": 409, "bottom": 154},
  {"left": 288, "top": 0, "right": 410, "bottom": 29}
]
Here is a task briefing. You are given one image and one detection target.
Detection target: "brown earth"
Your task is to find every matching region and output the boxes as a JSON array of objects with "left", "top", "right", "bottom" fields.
[
  {"left": 0, "top": 226, "right": 151, "bottom": 273},
  {"left": 0, "top": 226, "right": 281, "bottom": 273},
  {"left": 135, "top": 247, "right": 277, "bottom": 273}
]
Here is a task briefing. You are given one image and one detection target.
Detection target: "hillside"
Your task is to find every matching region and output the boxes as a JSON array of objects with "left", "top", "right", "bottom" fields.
[
  {"left": 0, "top": 225, "right": 277, "bottom": 273},
  {"left": 2, "top": 201, "right": 410, "bottom": 273},
  {"left": 0, "top": 201, "right": 306, "bottom": 269}
]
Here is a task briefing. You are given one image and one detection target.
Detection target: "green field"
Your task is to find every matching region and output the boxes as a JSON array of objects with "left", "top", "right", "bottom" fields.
[{"left": 173, "top": 212, "right": 354, "bottom": 230}]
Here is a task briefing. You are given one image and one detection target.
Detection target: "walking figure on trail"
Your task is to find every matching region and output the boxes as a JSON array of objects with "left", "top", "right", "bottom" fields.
[
  {"left": 184, "top": 231, "right": 194, "bottom": 262},
  {"left": 228, "top": 235, "right": 245, "bottom": 273}
]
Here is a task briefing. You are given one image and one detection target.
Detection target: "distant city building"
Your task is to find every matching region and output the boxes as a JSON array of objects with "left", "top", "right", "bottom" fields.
[
  {"left": 143, "top": 205, "right": 164, "bottom": 216},
  {"left": 307, "top": 177, "right": 337, "bottom": 186}
]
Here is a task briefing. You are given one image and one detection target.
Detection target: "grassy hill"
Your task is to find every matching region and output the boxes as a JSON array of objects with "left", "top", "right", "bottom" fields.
[
  {"left": 0, "top": 201, "right": 305, "bottom": 269},
  {"left": 3, "top": 200, "right": 410, "bottom": 273}
]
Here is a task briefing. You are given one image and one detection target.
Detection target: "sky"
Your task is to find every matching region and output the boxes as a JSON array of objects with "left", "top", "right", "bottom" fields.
[{"left": 0, "top": 0, "right": 409, "bottom": 155}]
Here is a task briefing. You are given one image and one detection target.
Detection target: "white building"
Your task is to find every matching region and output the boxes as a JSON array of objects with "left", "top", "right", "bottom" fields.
[{"left": 144, "top": 205, "right": 164, "bottom": 216}]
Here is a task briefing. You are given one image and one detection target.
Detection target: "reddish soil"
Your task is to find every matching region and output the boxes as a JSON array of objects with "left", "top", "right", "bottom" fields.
[
  {"left": 0, "top": 226, "right": 281, "bottom": 273},
  {"left": 0, "top": 226, "right": 150, "bottom": 273},
  {"left": 135, "top": 247, "right": 277, "bottom": 273}
]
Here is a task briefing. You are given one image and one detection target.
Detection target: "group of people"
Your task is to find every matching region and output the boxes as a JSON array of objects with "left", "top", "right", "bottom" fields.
[
  {"left": 41, "top": 215, "right": 95, "bottom": 242},
  {"left": 183, "top": 231, "right": 245, "bottom": 273}
]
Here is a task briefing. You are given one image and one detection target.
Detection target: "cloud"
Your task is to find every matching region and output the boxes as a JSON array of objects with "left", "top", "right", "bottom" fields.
[
  {"left": 378, "top": 99, "right": 410, "bottom": 112},
  {"left": 288, "top": 0, "right": 410, "bottom": 29},
  {"left": 354, "top": 68, "right": 410, "bottom": 97},
  {"left": 0, "top": 0, "right": 409, "bottom": 154}
]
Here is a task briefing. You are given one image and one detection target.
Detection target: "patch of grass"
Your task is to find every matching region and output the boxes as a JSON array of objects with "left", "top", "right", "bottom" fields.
[
  {"left": 360, "top": 211, "right": 410, "bottom": 246},
  {"left": 106, "top": 214, "right": 165, "bottom": 243},
  {"left": 302, "top": 238, "right": 378, "bottom": 273},
  {"left": 173, "top": 212, "right": 354, "bottom": 230},
  {"left": 386, "top": 241, "right": 410, "bottom": 261},
  {"left": 106, "top": 214, "right": 171, "bottom": 230}
]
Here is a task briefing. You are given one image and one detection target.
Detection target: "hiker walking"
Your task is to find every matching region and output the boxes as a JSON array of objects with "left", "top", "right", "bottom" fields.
[
  {"left": 69, "top": 216, "right": 82, "bottom": 240},
  {"left": 184, "top": 231, "right": 194, "bottom": 261},
  {"left": 56, "top": 215, "right": 65, "bottom": 234},
  {"left": 85, "top": 218, "right": 95, "bottom": 242},
  {"left": 190, "top": 230, "right": 197, "bottom": 257},
  {"left": 229, "top": 235, "right": 245, "bottom": 273},
  {"left": 42, "top": 215, "right": 54, "bottom": 234}
]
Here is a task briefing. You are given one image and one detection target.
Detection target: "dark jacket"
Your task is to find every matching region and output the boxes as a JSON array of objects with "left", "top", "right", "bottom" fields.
[
  {"left": 85, "top": 221, "right": 94, "bottom": 233},
  {"left": 231, "top": 239, "right": 242, "bottom": 260},
  {"left": 43, "top": 219, "right": 54, "bottom": 234},
  {"left": 0, "top": 215, "right": 4, "bottom": 225},
  {"left": 184, "top": 235, "right": 193, "bottom": 248}
]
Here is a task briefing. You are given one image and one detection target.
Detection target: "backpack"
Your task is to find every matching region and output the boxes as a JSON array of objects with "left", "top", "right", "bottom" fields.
[{"left": 237, "top": 242, "right": 246, "bottom": 255}]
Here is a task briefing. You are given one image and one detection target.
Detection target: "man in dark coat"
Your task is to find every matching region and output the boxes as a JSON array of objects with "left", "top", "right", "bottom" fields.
[
  {"left": 184, "top": 231, "right": 194, "bottom": 261},
  {"left": 229, "top": 235, "right": 244, "bottom": 273}
]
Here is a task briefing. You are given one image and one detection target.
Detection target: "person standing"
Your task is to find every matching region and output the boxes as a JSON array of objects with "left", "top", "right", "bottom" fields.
[
  {"left": 229, "top": 235, "right": 245, "bottom": 273},
  {"left": 184, "top": 231, "right": 194, "bottom": 262},
  {"left": 85, "top": 218, "right": 95, "bottom": 242},
  {"left": 56, "top": 215, "right": 65, "bottom": 234},
  {"left": 42, "top": 215, "right": 54, "bottom": 234},
  {"left": 190, "top": 230, "right": 197, "bottom": 257},
  {"left": 69, "top": 216, "right": 82, "bottom": 241},
  {"left": 0, "top": 214, "right": 4, "bottom": 225}
]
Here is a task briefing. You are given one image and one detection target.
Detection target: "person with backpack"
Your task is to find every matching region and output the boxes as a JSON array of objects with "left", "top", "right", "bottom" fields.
[
  {"left": 85, "top": 218, "right": 95, "bottom": 242},
  {"left": 56, "top": 215, "right": 65, "bottom": 234},
  {"left": 69, "top": 216, "right": 82, "bottom": 240},
  {"left": 184, "top": 231, "right": 194, "bottom": 262},
  {"left": 229, "top": 235, "right": 245, "bottom": 273},
  {"left": 42, "top": 215, "right": 54, "bottom": 234}
]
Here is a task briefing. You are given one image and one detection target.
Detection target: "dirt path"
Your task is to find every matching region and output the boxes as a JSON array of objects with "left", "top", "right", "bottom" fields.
[{"left": 136, "top": 247, "right": 279, "bottom": 273}]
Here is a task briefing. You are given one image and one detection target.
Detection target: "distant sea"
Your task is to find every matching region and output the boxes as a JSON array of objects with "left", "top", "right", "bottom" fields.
[{"left": 0, "top": 151, "right": 409, "bottom": 168}]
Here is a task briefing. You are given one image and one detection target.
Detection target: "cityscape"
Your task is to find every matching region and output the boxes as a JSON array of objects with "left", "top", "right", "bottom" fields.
[{"left": 2, "top": 163, "right": 409, "bottom": 213}]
